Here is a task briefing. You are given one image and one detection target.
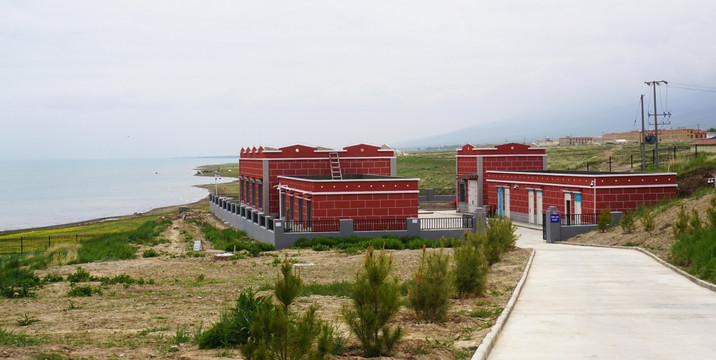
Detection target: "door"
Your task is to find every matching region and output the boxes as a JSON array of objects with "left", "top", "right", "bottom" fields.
[
  {"left": 564, "top": 192, "right": 571, "bottom": 225},
  {"left": 536, "top": 190, "right": 543, "bottom": 225},
  {"left": 468, "top": 180, "right": 478, "bottom": 212},
  {"left": 574, "top": 193, "right": 582, "bottom": 224},
  {"left": 528, "top": 190, "right": 535, "bottom": 224},
  {"left": 497, "top": 187, "right": 504, "bottom": 216},
  {"left": 504, "top": 187, "right": 511, "bottom": 218}
]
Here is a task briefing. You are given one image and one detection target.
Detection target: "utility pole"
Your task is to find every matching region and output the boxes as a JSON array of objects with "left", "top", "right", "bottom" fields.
[
  {"left": 645, "top": 80, "right": 671, "bottom": 167},
  {"left": 640, "top": 94, "right": 646, "bottom": 172}
]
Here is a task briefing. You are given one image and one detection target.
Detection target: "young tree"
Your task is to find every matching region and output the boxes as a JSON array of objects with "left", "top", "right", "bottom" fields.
[
  {"left": 453, "top": 233, "right": 489, "bottom": 298},
  {"left": 673, "top": 206, "right": 690, "bottom": 239},
  {"left": 620, "top": 209, "right": 636, "bottom": 234},
  {"left": 341, "top": 246, "right": 403, "bottom": 357},
  {"left": 597, "top": 206, "right": 612, "bottom": 233},
  {"left": 408, "top": 247, "right": 454, "bottom": 322},
  {"left": 708, "top": 196, "right": 716, "bottom": 229},
  {"left": 639, "top": 205, "right": 656, "bottom": 234}
]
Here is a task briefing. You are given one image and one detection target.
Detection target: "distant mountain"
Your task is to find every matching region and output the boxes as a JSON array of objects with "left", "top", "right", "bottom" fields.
[{"left": 395, "top": 92, "right": 716, "bottom": 149}]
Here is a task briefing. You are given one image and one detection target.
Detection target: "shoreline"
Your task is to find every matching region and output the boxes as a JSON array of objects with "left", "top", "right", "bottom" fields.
[{"left": 0, "top": 197, "right": 210, "bottom": 236}]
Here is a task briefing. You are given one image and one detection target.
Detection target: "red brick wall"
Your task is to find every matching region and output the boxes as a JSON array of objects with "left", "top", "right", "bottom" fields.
[
  {"left": 310, "top": 193, "right": 418, "bottom": 220},
  {"left": 485, "top": 171, "right": 677, "bottom": 215}
]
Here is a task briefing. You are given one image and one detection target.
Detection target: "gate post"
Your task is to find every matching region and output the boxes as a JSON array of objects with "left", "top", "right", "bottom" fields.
[{"left": 545, "top": 206, "right": 561, "bottom": 243}]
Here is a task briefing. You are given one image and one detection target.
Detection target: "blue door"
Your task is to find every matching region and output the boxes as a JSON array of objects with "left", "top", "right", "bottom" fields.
[{"left": 497, "top": 187, "right": 504, "bottom": 216}]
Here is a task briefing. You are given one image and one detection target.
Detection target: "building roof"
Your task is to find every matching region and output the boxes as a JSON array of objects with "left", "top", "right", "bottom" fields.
[{"left": 691, "top": 139, "right": 716, "bottom": 146}]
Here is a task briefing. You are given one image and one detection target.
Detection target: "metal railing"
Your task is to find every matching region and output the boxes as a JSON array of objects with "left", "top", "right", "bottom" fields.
[
  {"left": 420, "top": 216, "right": 474, "bottom": 230},
  {"left": 561, "top": 213, "right": 598, "bottom": 226},
  {"left": 283, "top": 220, "right": 341, "bottom": 233},
  {"left": 0, "top": 234, "right": 93, "bottom": 255},
  {"left": 353, "top": 219, "right": 407, "bottom": 231}
]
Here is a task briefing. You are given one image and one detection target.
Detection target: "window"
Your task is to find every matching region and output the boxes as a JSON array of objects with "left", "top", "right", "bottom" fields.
[
  {"left": 458, "top": 182, "right": 466, "bottom": 203},
  {"left": 298, "top": 198, "right": 303, "bottom": 223},
  {"left": 289, "top": 195, "right": 295, "bottom": 221},
  {"left": 258, "top": 182, "right": 263, "bottom": 209},
  {"left": 280, "top": 192, "right": 286, "bottom": 219},
  {"left": 251, "top": 181, "right": 256, "bottom": 206},
  {"left": 306, "top": 200, "right": 312, "bottom": 226}
]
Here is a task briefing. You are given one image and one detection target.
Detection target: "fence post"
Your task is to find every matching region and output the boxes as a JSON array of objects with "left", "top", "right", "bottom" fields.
[
  {"left": 652, "top": 149, "right": 656, "bottom": 165},
  {"left": 630, "top": 154, "right": 633, "bottom": 169},
  {"left": 673, "top": 145, "right": 676, "bottom": 161},
  {"left": 608, "top": 156, "right": 612, "bottom": 172},
  {"left": 48, "top": 235, "right": 51, "bottom": 249},
  {"left": 586, "top": 163, "right": 589, "bottom": 171},
  {"left": 20, "top": 236, "right": 23, "bottom": 254}
]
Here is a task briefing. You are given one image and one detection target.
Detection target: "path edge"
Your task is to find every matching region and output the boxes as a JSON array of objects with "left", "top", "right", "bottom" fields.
[
  {"left": 471, "top": 248, "right": 536, "bottom": 360},
  {"left": 562, "top": 242, "right": 716, "bottom": 292}
]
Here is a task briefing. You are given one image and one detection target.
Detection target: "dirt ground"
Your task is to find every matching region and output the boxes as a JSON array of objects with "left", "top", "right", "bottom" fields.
[
  {"left": 568, "top": 191, "right": 715, "bottom": 260},
  {"left": 1, "top": 210, "right": 530, "bottom": 360}
]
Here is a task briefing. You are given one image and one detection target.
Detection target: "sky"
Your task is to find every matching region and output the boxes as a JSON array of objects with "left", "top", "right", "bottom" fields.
[{"left": 2, "top": 0, "right": 716, "bottom": 159}]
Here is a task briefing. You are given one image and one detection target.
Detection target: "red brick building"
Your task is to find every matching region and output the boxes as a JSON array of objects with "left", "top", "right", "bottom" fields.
[
  {"left": 456, "top": 143, "right": 678, "bottom": 225},
  {"left": 238, "top": 143, "right": 401, "bottom": 220},
  {"left": 456, "top": 143, "right": 546, "bottom": 213},
  {"left": 277, "top": 175, "right": 418, "bottom": 226},
  {"left": 485, "top": 170, "right": 677, "bottom": 225}
]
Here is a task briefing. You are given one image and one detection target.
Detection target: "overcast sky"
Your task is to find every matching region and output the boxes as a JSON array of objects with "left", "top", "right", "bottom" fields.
[{"left": 2, "top": 0, "right": 715, "bottom": 159}]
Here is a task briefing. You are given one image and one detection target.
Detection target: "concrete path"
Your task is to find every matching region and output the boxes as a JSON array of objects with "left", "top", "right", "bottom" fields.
[{"left": 488, "top": 227, "right": 716, "bottom": 360}]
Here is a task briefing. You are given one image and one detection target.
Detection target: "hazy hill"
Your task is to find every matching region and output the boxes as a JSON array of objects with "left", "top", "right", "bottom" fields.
[{"left": 396, "top": 92, "right": 716, "bottom": 149}]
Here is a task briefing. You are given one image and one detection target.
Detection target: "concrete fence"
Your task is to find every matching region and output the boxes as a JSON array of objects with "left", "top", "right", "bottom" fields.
[
  {"left": 418, "top": 188, "right": 456, "bottom": 202},
  {"left": 209, "top": 194, "right": 484, "bottom": 249}
]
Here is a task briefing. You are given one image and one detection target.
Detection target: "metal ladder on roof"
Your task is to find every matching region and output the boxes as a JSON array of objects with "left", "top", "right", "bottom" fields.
[{"left": 329, "top": 152, "right": 342, "bottom": 180}]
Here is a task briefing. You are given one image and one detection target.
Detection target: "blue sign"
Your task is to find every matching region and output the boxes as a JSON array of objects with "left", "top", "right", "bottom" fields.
[{"left": 550, "top": 213, "right": 560, "bottom": 223}]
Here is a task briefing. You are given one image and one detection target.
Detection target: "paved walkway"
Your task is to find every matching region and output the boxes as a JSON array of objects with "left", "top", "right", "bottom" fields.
[{"left": 488, "top": 227, "right": 716, "bottom": 360}]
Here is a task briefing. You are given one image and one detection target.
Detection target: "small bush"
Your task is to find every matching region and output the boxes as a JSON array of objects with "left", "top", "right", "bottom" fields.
[
  {"left": 620, "top": 209, "right": 636, "bottom": 234},
  {"left": 707, "top": 196, "right": 716, "bottom": 229},
  {"left": 198, "top": 288, "right": 271, "bottom": 349},
  {"left": 407, "top": 247, "right": 453, "bottom": 322},
  {"left": 454, "top": 233, "right": 489, "bottom": 298},
  {"left": 341, "top": 246, "right": 403, "bottom": 357},
  {"left": 66, "top": 267, "right": 94, "bottom": 283},
  {"left": 42, "top": 274, "right": 63, "bottom": 283},
  {"left": 640, "top": 205, "right": 656, "bottom": 233},
  {"left": 689, "top": 209, "right": 703, "bottom": 233},
  {"left": 597, "top": 206, "right": 612, "bottom": 233},
  {"left": 0, "top": 260, "right": 41, "bottom": 299},
  {"left": 67, "top": 284, "right": 101, "bottom": 297},
  {"left": 673, "top": 206, "right": 690, "bottom": 239},
  {"left": 16, "top": 313, "right": 39, "bottom": 326},
  {"left": 143, "top": 249, "right": 159, "bottom": 258}
]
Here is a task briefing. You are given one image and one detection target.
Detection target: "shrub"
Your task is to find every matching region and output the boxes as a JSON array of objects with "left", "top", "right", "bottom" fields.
[
  {"left": 67, "top": 284, "right": 101, "bottom": 297},
  {"left": 241, "top": 260, "right": 336, "bottom": 360},
  {"left": 66, "top": 267, "right": 93, "bottom": 283},
  {"left": 620, "top": 209, "right": 636, "bottom": 234},
  {"left": 689, "top": 209, "right": 703, "bottom": 233},
  {"left": 42, "top": 274, "right": 64, "bottom": 283},
  {"left": 454, "top": 233, "right": 489, "bottom": 298},
  {"left": 0, "top": 259, "right": 40, "bottom": 299},
  {"left": 407, "top": 247, "right": 453, "bottom": 322},
  {"left": 640, "top": 205, "right": 656, "bottom": 234},
  {"left": 483, "top": 216, "right": 517, "bottom": 264},
  {"left": 198, "top": 288, "right": 271, "bottom": 349},
  {"left": 597, "top": 206, "right": 612, "bottom": 233},
  {"left": 708, "top": 196, "right": 716, "bottom": 229},
  {"left": 673, "top": 206, "right": 690, "bottom": 239},
  {"left": 143, "top": 249, "right": 159, "bottom": 258},
  {"left": 341, "top": 246, "right": 403, "bottom": 357}
]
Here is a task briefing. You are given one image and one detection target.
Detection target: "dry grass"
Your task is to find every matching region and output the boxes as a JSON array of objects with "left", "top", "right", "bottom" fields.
[{"left": 0, "top": 210, "right": 531, "bottom": 360}]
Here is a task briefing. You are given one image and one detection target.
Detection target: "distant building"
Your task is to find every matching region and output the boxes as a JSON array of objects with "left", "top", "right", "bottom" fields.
[
  {"left": 558, "top": 136, "right": 594, "bottom": 146},
  {"left": 603, "top": 128, "right": 707, "bottom": 144},
  {"left": 691, "top": 139, "right": 716, "bottom": 154}
]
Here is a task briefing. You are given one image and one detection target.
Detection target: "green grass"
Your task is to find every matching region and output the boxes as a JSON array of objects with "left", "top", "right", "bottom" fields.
[
  {"left": 0, "top": 326, "right": 47, "bottom": 346},
  {"left": 671, "top": 227, "right": 716, "bottom": 283},
  {"left": 397, "top": 151, "right": 455, "bottom": 195}
]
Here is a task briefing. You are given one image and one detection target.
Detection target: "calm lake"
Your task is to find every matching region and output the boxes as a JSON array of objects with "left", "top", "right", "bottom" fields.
[{"left": 0, "top": 157, "right": 236, "bottom": 231}]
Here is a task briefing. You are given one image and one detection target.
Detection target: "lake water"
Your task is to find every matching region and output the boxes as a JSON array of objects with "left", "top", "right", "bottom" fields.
[{"left": 0, "top": 158, "right": 236, "bottom": 231}]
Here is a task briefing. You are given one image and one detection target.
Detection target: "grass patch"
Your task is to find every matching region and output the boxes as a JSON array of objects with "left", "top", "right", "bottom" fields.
[
  {"left": 292, "top": 235, "right": 451, "bottom": 253},
  {"left": 671, "top": 227, "right": 716, "bottom": 283},
  {"left": 0, "top": 326, "right": 47, "bottom": 346},
  {"left": 194, "top": 223, "right": 275, "bottom": 255},
  {"left": 299, "top": 280, "right": 354, "bottom": 298},
  {"left": 397, "top": 151, "right": 456, "bottom": 194}
]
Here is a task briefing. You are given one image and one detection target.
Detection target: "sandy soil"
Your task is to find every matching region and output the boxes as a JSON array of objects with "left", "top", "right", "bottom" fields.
[
  {"left": 568, "top": 191, "right": 715, "bottom": 260},
  {"left": 0, "top": 210, "right": 530, "bottom": 360}
]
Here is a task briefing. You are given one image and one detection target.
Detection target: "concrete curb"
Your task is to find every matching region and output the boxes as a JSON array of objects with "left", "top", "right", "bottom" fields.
[
  {"left": 471, "top": 248, "right": 536, "bottom": 360},
  {"left": 560, "top": 241, "right": 716, "bottom": 292}
]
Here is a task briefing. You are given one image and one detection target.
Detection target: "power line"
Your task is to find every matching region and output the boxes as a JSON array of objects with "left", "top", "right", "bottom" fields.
[{"left": 668, "top": 82, "right": 716, "bottom": 93}]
